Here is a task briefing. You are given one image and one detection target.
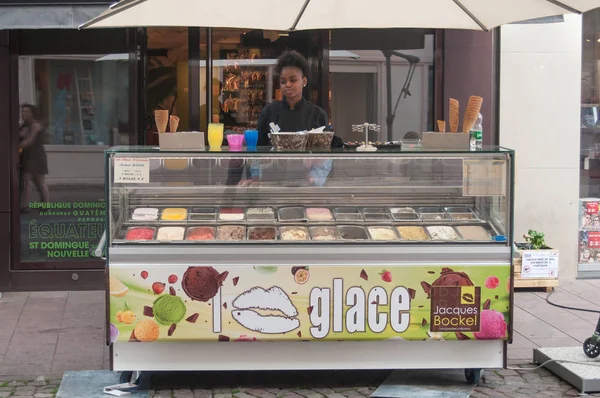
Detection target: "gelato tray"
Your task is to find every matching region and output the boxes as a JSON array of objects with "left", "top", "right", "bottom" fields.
[
  {"left": 338, "top": 226, "right": 369, "bottom": 240},
  {"left": 280, "top": 226, "right": 310, "bottom": 241},
  {"left": 217, "top": 225, "right": 246, "bottom": 241},
  {"left": 278, "top": 207, "right": 306, "bottom": 223},
  {"left": 360, "top": 207, "right": 392, "bottom": 223},
  {"left": 309, "top": 226, "right": 339, "bottom": 241},
  {"left": 306, "top": 207, "right": 334, "bottom": 222},
  {"left": 219, "top": 207, "right": 245, "bottom": 221},
  {"left": 455, "top": 225, "right": 493, "bottom": 241},
  {"left": 124, "top": 227, "right": 156, "bottom": 241},
  {"left": 161, "top": 208, "right": 188, "bottom": 221},
  {"left": 186, "top": 227, "right": 216, "bottom": 241},
  {"left": 246, "top": 207, "right": 275, "bottom": 222},
  {"left": 156, "top": 226, "right": 185, "bottom": 241},
  {"left": 367, "top": 226, "right": 399, "bottom": 241},
  {"left": 188, "top": 207, "right": 217, "bottom": 222},
  {"left": 334, "top": 207, "right": 363, "bottom": 222},
  {"left": 426, "top": 226, "right": 461, "bottom": 241},
  {"left": 131, "top": 207, "right": 159, "bottom": 222},
  {"left": 396, "top": 226, "right": 430, "bottom": 241},
  {"left": 444, "top": 207, "right": 479, "bottom": 221},
  {"left": 248, "top": 226, "right": 277, "bottom": 240},
  {"left": 417, "top": 207, "right": 449, "bottom": 221},
  {"left": 389, "top": 207, "right": 421, "bottom": 222}
]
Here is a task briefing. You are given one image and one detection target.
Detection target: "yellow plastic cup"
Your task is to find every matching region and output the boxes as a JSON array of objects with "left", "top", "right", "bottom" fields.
[{"left": 208, "top": 123, "right": 224, "bottom": 150}]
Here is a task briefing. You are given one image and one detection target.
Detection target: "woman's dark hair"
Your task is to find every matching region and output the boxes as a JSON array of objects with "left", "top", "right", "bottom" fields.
[
  {"left": 21, "top": 103, "right": 37, "bottom": 118},
  {"left": 276, "top": 50, "right": 310, "bottom": 77}
]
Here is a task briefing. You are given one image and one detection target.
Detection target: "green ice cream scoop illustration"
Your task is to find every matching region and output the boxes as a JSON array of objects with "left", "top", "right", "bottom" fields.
[{"left": 152, "top": 294, "right": 187, "bottom": 325}]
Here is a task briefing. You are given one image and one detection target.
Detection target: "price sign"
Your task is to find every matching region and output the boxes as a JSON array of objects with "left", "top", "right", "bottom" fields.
[
  {"left": 521, "top": 250, "right": 559, "bottom": 278},
  {"left": 114, "top": 158, "right": 149, "bottom": 184}
]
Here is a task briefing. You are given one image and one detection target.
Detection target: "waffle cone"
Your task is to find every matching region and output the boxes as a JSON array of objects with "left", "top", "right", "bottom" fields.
[
  {"left": 154, "top": 110, "right": 169, "bottom": 133},
  {"left": 462, "top": 96, "right": 483, "bottom": 133},
  {"left": 449, "top": 99, "right": 459, "bottom": 133},
  {"left": 169, "top": 115, "right": 180, "bottom": 133},
  {"left": 437, "top": 120, "right": 446, "bottom": 133}
]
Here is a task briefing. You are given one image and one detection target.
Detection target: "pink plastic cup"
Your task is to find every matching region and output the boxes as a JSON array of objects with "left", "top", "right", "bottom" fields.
[{"left": 227, "top": 134, "right": 245, "bottom": 151}]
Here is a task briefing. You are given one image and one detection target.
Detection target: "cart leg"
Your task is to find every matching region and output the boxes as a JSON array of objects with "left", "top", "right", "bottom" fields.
[{"left": 465, "top": 368, "right": 482, "bottom": 385}]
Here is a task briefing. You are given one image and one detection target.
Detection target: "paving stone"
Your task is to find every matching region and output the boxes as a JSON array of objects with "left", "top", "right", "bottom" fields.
[
  {"left": 245, "top": 389, "right": 277, "bottom": 398},
  {"left": 0, "top": 392, "right": 10, "bottom": 398},
  {"left": 172, "top": 390, "right": 195, "bottom": 398},
  {"left": 325, "top": 393, "right": 346, "bottom": 398},
  {"left": 193, "top": 389, "right": 213, "bottom": 398},
  {"left": 34, "top": 394, "right": 53, "bottom": 398},
  {"left": 153, "top": 390, "right": 173, "bottom": 398}
]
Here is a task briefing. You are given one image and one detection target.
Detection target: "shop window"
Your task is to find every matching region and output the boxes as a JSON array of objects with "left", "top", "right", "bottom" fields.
[{"left": 17, "top": 29, "right": 129, "bottom": 267}]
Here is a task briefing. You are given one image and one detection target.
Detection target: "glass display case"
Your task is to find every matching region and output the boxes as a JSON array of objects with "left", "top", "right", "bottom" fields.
[{"left": 103, "top": 146, "right": 514, "bottom": 377}]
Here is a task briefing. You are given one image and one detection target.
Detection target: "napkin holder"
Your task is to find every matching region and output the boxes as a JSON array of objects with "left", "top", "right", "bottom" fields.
[
  {"left": 159, "top": 132, "right": 205, "bottom": 150},
  {"left": 422, "top": 132, "right": 469, "bottom": 150}
]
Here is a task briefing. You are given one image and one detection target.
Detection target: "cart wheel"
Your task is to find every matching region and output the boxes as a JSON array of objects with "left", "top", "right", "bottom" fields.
[
  {"left": 465, "top": 368, "right": 481, "bottom": 385},
  {"left": 583, "top": 338, "right": 600, "bottom": 358},
  {"left": 119, "top": 371, "right": 134, "bottom": 384}
]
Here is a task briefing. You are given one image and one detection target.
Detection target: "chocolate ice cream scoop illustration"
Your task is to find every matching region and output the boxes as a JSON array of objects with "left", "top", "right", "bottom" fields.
[
  {"left": 182, "top": 266, "right": 229, "bottom": 302},
  {"left": 231, "top": 286, "right": 299, "bottom": 334},
  {"left": 432, "top": 267, "right": 474, "bottom": 287}
]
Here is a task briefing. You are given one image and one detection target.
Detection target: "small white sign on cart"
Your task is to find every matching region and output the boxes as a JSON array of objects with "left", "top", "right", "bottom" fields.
[
  {"left": 114, "top": 158, "right": 150, "bottom": 184},
  {"left": 521, "top": 249, "right": 559, "bottom": 279}
]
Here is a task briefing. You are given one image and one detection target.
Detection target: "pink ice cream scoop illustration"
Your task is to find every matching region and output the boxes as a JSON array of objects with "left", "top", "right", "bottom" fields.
[
  {"left": 474, "top": 310, "right": 507, "bottom": 340},
  {"left": 485, "top": 276, "right": 500, "bottom": 289}
]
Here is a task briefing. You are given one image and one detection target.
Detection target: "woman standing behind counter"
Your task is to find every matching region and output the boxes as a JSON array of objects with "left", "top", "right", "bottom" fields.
[
  {"left": 257, "top": 50, "right": 329, "bottom": 145},
  {"left": 236, "top": 51, "right": 339, "bottom": 187}
]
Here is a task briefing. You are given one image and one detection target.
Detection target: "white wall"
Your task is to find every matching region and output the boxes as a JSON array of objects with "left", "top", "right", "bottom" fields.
[{"left": 499, "top": 15, "right": 582, "bottom": 279}]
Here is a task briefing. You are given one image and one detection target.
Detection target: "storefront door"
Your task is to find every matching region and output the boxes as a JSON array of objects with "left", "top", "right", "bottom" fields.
[{"left": 5, "top": 28, "right": 137, "bottom": 290}]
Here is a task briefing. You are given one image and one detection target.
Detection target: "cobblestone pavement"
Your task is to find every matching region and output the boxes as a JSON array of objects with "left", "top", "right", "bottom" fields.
[{"left": 4, "top": 366, "right": 600, "bottom": 398}]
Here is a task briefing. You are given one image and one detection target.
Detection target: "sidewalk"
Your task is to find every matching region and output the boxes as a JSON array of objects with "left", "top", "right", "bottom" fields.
[{"left": 0, "top": 280, "right": 599, "bottom": 397}]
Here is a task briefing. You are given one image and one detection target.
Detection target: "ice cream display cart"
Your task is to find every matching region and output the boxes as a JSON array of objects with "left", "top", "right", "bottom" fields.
[{"left": 101, "top": 146, "right": 514, "bottom": 383}]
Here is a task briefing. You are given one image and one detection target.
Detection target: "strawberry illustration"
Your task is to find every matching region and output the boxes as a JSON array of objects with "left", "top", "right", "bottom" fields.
[
  {"left": 140, "top": 271, "right": 148, "bottom": 280},
  {"left": 152, "top": 282, "right": 166, "bottom": 295},
  {"left": 380, "top": 270, "right": 392, "bottom": 283}
]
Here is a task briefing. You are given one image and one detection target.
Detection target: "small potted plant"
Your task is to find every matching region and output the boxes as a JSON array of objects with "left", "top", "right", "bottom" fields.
[{"left": 521, "top": 229, "right": 551, "bottom": 250}]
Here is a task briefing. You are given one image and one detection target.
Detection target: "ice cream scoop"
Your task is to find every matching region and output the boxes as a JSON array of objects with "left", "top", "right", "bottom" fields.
[
  {"left": 432, "top": 267, "right": 474, "bottom": 287},
  {"left": 153, "top": 294, "right": 187, "bottom": 325},
  {"left": 474, "top": 310, "right": 507, "bottom": 340},
  {"left": 182, "top": 266, "right": 229, "bottom": 302},
  {"left": 134, "top": 319, "right": 160, "bottom": 342}
]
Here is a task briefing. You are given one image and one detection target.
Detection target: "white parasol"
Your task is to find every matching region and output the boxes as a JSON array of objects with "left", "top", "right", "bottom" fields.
[{"left": 81, "top": 0, "right": 600, "bottom": 31}]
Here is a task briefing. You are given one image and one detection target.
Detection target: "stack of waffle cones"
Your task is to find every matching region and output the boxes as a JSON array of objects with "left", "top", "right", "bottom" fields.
[
  {"left": 169, "top": 115, "right": 180, "bottom": 133},
  {"left": 449, "top": 98, "right": 459, "bottom": 133},
  {"left": 436, "top": 96, "right": 483, "bottom": 134},
  {"left": 462, "top": 96, "right": 483, "bottom": 133},
  {"left": 154, "top": 110, "right": 169, "bottom": 133}
]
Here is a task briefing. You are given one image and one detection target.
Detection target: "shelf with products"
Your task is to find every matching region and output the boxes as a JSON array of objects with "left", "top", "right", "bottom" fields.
[{"left": 218, "top": 48, "right": 275, "bottom": 130}]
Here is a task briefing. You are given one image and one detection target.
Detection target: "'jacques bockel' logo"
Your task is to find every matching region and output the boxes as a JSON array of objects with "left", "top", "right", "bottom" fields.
[{"left": 430, "top": 286, "right": 481, "bottom": 333}]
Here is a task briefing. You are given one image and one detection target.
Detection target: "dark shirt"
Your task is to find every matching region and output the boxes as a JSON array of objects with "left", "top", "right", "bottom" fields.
[{"left": 257, "top": 98, "right": 328, "bottom": 146}]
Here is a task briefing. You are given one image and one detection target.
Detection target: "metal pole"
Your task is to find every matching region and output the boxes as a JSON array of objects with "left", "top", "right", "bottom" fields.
[
  {"left": 206, "top": 27, "right": 213, "bottom": 135},
  {"left": 384, "top": 51, "right": 393, "bottom": 142}
]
